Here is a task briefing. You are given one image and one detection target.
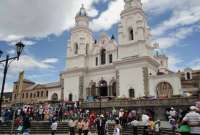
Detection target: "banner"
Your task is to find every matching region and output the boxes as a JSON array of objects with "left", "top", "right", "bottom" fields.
[{"left": 17, "top": 71, "right": 24, "bottom": 95}]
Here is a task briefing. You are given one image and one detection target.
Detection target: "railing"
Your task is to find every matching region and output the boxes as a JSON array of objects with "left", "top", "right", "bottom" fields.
[{"left": 81, "top": 97, "right": 199, "bottom": 108}]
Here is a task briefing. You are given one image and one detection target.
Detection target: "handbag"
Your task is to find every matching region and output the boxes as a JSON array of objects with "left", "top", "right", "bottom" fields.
[
  {"left": 178, "top": 124, "right": 191, "bottom": 133},
  {"left": 16, "top": 125, "right": 23, "bottom": 132}
]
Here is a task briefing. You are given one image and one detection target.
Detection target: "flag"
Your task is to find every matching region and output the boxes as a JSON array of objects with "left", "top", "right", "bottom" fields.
[{"left": 17, "top": 71, "right": 24, "bottom": 95}]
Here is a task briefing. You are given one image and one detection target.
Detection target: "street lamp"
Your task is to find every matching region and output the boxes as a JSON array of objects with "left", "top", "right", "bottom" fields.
[
  {"left": 99, "top": 82, "right": 104, "bottom": 115},
  {"left": 0, "top": 50, "right": 3, "bottom": 58},
  {"left": 0, "top": 41, "right": 25, "bottom": 120}
]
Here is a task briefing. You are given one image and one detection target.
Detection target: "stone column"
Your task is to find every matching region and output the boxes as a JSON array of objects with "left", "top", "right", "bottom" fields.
[
  {"left": 143, "top": 67, "right": 149, "bottom": 96},
  {"left": 79, "top": 76, "right": 84, "bottom": 100},
  {"left": 116, "top": 70, "right": 120, "bottom": 96}
]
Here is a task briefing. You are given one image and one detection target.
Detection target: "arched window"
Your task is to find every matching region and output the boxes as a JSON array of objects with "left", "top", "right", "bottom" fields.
[
  {"left": 129, "top": 28, "right": 134, "bottom": 40},
  {"left": 112, "top": 82, "right": 116, "bottom": 96},
  {"left": 86, "top": 44, "right": 89, "bottom": 55},
  {"left": 30, "top": 93, "right": 32, "bottom": 98},
  {"left": 96, "top": 57, "right": 98, "bottom": 66},
  {"left": 46, "top": 91, "right": 48, "bottom": 97},
  {"left": 129, "top": 88, "right": 135, "bottom": 98},
  {"left": 69, "top": 93, "right": 73, "bottom": 101},
  {"left": 41, "top": 91, "right": 44, "bottom": 97},
  {"left": 51, "top": 93, "right": 58, "bottom": 101},
  {"left": 156, "top": 82, "right": 173, "bottom": 98},
  {"left": 101, "top": 49, "right": 106, "bottom": 65},
  {"left": 74, "top": 43, "right": 78, "bottom": 54},
  {"left": 187, "top": 72, "right": 191, "bottom": 80},
  {"left": 109, "top": 54, "right": 113, "bottom": 63}
]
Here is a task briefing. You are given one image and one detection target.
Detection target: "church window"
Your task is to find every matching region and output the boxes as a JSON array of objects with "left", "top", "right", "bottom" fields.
[
  {"left": 74, "top": 43, "right": 78, "bottom": 54},
  {"left": 129, "top": 88, "right": 135, "bottom": 98},
  {"left": 37, "top": 91, "right": 40, "bottom": 97},
  {"left": 41, "top": 91, "right": 44, "bottom": 97},
  {"left": 30, "top": 93, "right": 32, "bottom": 98},
  {"left": 101, "top": 49, "right": 106, "bottom": 65},
  {"left": 26, "top": 93, "right": 28, "bottom": 98},
  {"left": 86, "top": 44, "right": 89, "bottom": 55},
  {"left": 22, "top": 93, "right": 24, "bottom": 98},
  {"left": 46, "top": 91, "right": 48, "bottom": 97},
  {"left": 109, "top": 54, "right": 113, "bottom": 63},
  {"left": 69, "top": 93, "right": 73, "bottom": 101},
  {"left": 96, "top": 57, "right": 98, "bottom": 66},
  {"left": 187, "top": 72, "right": 191, "bottom": 80},
  {"left": 129, "top": 28, "right": 134, "bottom": 40}
]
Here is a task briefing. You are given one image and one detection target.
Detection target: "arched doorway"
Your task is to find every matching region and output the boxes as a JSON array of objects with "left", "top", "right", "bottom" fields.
[
  {"left": 51, "top": 93, "right": 58, "bottom": 101},
  {"left": 156, "top": 82, "right": 173, "bottom": 98},
  {"left": 68, "top": 93, "right": 73, "bottom": 101},
  {"left": 99, "top": 80, "right": 108, "bottom": 96},
  {"left": 100, "top": 49, "right": 106, "bottom": 65}
]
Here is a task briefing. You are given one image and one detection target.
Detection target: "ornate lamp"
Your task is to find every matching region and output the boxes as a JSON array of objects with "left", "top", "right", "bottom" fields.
[
  {"left": 0, "top": 50, "right": 3, "bottom": 58},
  {"left": 16, "top": 41, "right": 25, "bottom": 59}
]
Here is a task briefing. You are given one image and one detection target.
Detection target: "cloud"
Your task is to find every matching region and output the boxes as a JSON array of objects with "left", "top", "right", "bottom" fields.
[
  {"left": 152, "top": 6, "right": 200, "bottom": 37},
  {"left": 168, "top": 54, "right": 184, "bottom": 71},
  {"left": 0, "top": 0, "right": 100, "bottom": 42},
  {"left": 91, "top": 0, "right": 124, "bottom": 31},
  {"left": 156, "top": 27, "right": 194, "bottom": 48},
  {"left": 42, "top": 58, "right": 58, "bottom": 64},
  {"left": 6, "top": 55, "right": 58, "bottom": 76}
]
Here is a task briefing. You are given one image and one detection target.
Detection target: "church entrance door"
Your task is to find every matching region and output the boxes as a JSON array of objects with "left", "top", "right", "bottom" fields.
[{"left": 99, "top": 80, "right": 108, "bottom": 96}]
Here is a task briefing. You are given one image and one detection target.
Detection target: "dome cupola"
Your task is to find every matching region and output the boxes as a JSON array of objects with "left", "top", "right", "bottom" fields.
[{"left": 76, "top": 4, "right": 87, "bottom": 17}]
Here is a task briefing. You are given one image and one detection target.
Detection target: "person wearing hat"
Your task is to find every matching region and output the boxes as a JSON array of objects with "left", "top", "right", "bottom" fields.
[
  {"left": 182, "top": 106, "right": 200, "bottom": 135},
  {"left": 96, "top": 114, "right": 106, "bottom": 135}
]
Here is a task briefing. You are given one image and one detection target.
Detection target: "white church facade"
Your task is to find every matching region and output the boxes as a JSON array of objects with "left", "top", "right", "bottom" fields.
[{"left": 60, "top": 0, "right": 182, "bottom": 102}]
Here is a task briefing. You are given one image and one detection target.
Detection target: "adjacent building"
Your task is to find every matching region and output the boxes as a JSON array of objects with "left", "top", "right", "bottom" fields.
[{"left": 12, "top": 79, "right": 61, "bottom": 104}]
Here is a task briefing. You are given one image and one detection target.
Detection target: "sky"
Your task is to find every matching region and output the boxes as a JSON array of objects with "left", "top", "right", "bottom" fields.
[{"left": 0, "top": 0, "right": 200, "bottom": 92}]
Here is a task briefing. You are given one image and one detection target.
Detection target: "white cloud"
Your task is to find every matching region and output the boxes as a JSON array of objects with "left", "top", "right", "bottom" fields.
[
  {"left": 168, "top": 54, "right": 184, "bottom": 71},
  {"left": 42, "top": 58, "right": 58, "bottom": 64},
  {"left": 91, "top": 0, "right": 124, "bottom": 31},
  {"left": 156, "top": 27, "right": 194, "bottom": 48},
  {"left": 152, "top": 6, "right": 200, "bottom": 37},
  {"left": 0, "top": 0, "right": 100, "bottom": 42},
  {"left": 190, "top": 58, "right": 200, "bottom": 70}
]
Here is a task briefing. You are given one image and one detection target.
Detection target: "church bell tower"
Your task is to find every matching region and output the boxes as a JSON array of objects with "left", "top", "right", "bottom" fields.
[
  {"left": 118, "top": 0, "right": 153, "bottom": 59},
  {"left": 66, "top": 4, "right": 93, "bottom": 69}
]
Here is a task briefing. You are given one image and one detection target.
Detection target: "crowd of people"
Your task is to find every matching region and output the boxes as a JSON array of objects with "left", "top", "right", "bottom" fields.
[{"left": 1, "top": 102, "right": 200, "bottom": 135}]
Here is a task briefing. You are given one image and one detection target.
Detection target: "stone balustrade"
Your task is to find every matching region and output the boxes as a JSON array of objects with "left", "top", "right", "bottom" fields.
[{"left": 80, "top": 97, "right": 200, "bottom": 109}]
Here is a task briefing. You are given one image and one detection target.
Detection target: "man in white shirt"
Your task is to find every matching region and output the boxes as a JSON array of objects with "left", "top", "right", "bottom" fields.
[
  {"left": 51, "top": 120, "right": 58, "bottom": 135},
  {"left": 183, "top": 106, "right": 200, "bottom": 135},
  {"left": 142, "top": 114, "right": 149, "bottom": 135},
  {"left": 169, "top": 107, "right": 177, "bottom": 119}
]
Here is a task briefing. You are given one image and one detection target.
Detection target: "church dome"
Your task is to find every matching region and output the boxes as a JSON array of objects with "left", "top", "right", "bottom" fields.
[{"left": 76, "top": 4, "right": 87, "bottom": 17}]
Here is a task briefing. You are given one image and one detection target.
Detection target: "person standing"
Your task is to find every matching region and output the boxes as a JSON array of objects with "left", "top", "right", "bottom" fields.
[
  {"left": 142, "top": 113, "right": 149, "bottom": 135},
  {"left": 113, "top": 119, "right": 121, "bottom": 135},
  {"left": 82, "top": 119, "right": 90, "bottom": 135},
  {"left": 68, "top": 118, "right": 76, "bottom": 135},
  {"left": 96, "top": 115, "right": 106, "bottom": 135},
  {"left": 182, "top": 106, "right": 200, "bottom": 135},
  {"left": 77, "top": 118, "right": 83, "bottom": 135},
  {"left": 51, "top": 119, "right": 58, "bottom": 135},
  {"left": 22, "top": 116, "right": 31, "bottom": 134}
]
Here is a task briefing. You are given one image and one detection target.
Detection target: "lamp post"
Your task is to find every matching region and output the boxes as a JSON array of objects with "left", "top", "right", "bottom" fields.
[
  {"left": 99, "top": 82, "right": 104, "bottom": 115},
  {"left": 0, "top": 41, "right": 25, "bottom": 120}
]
